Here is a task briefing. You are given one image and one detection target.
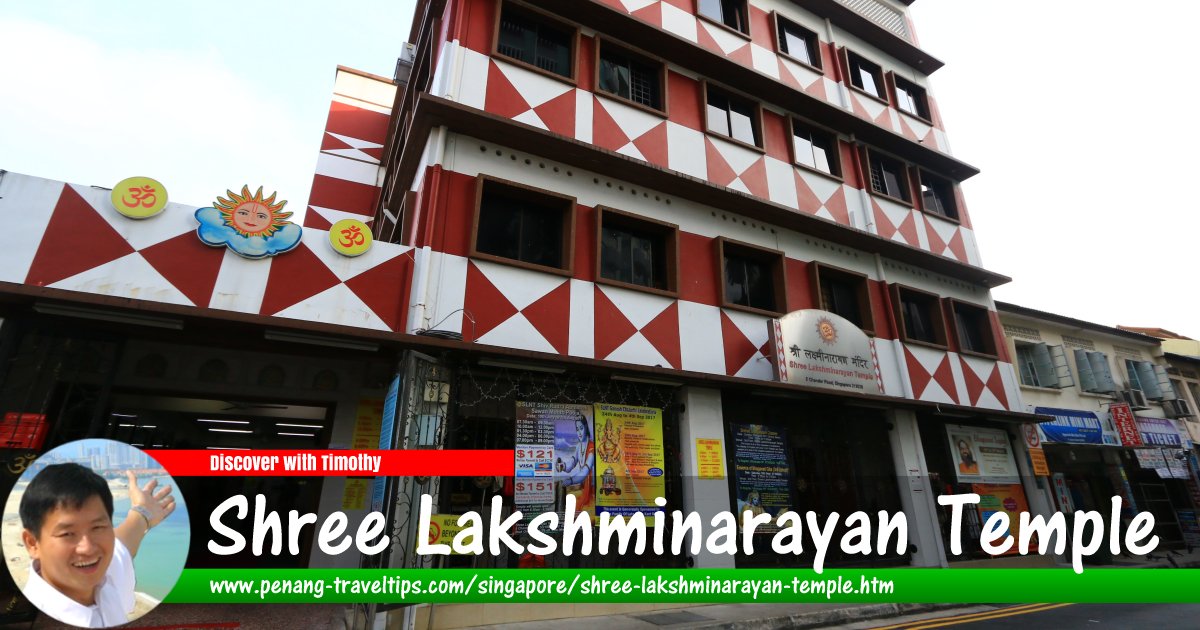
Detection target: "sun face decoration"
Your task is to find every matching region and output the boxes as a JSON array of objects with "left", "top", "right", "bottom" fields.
[
  {"left": 816, "top": 316, "right": 838, "bottom": 345},
  {"left": 214, "top": 186, "right": 291, "bottom": 237}
]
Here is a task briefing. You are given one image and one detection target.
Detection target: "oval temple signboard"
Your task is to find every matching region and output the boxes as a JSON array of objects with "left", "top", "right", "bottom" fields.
[{"left": 769, "top": 310, "right": 881, "bottom": 395}]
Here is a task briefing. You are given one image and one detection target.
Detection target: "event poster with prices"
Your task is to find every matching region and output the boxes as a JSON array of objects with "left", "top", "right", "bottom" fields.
[
  {"left": 593, "top": 404, "right": 666, "bottom": 521},
  {"left": 946, "top": 425, "right": 1020, "bottom": 484},
  {"left": 696, "top": 438, "right": 726, "bottom": 479},
  {"left": 515, "top": 402, "right": 596, "bottom": 519},
  {"left": 731, "top": 424, "right": 794, "bottom": 532},
  {"left": 971, "top": 483, "right": 1034, "bottom": 556},
  {"left": 350, "top": 397, "right": 384, "bottom": 450}
]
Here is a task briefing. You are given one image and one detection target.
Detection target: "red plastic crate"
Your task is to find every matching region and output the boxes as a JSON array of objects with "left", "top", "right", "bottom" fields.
[{"left": 0, "top": 412, "right": 47, "bottom": 450}]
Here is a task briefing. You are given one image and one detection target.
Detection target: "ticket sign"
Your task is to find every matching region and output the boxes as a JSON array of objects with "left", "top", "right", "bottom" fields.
[
  {"left": 769, "top": 310, "right": 880, "bottom": 395},
  {"left": 1110, "top": 403, "right": 1142, "bottom": 447},
  {"left": 111, "top": 176, "right": 168, "bottom": 219}
]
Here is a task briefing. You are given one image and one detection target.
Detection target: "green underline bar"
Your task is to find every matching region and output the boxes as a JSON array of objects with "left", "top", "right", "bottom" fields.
[{"left": 165, "top": 568, "right": 1200, "bottom": 605}]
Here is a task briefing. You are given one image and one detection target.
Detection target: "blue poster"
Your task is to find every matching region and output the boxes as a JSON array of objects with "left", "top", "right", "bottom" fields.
[
  {"left": 1033, "top": 407, "right": 1103, "bottom": 445},
  {"left": 373, "top": 374, "right": 402, "bottom": 512}
]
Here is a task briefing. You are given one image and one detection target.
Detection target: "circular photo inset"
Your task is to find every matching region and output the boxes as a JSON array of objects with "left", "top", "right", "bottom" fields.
[{"left": 3, "top": 439, "right": 189, "bottom": 628}]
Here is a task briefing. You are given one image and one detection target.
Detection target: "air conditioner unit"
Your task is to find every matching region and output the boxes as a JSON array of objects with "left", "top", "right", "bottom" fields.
[
  {"left": 1120, "top": 389, "right": 1149, "bottom": 410},
  {"left": 1163, "top": 398, "right": 1195, "bottom": 419}
]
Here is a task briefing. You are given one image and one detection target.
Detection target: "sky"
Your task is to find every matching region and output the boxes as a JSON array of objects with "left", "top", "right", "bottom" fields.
[{"left": 0, "top": 1, "right": 1195, "bottom": 336}]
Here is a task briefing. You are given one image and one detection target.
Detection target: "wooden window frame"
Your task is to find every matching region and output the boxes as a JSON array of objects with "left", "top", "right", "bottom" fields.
[
  {"left": 697, "top": 0, "right": 752, "bottom": 40},
  {"left": 809, "top": 262, "right": 875, "bottom": 335},
  {"left": 886, "top": 71, "right": 932, "bottom": 124},
  {"left": 595, "top": 206, "right": 679, "bottom": 298},
  {"left": 491, "top": 0, "right": 580, "bottom": 86},
  {"left": 702, "top": 81, "right": 765, "bottom": 152},
  {"left": 890, "top": 284, "right": 948, "bottom": 349},
  {"left": 947, "top": 299, "right": 999, "bottom": 359},
  {"left": 470, "top": 174, "right": 577, "bottom": 277},
  {"left": 772, "top": 12, "right": 822, "bottom": 72},
  {"left": 839, "top": 48, "right": 889, "bottom": 106},
  {"left": 594, "top": 38, "right": 669, "bottom": 117},
  {"left": 862, "top": 146, "right": 913, "bottom": 206},
  {"left": 788, "top": 117, "right": 843, "bottom": 181},
  {"left": 917, "top": 170, "right": 960, "bottom": 223},
  {"left": 717, "top": 237, "right": 787, "bottom": 317}
]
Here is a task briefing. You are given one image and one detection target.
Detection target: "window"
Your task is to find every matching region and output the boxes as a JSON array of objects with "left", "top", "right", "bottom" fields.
[
  {"left": 890, "top": 74, "right": 930, "bottom": 121},
  {"left": 719, "top": 239, "right": 786, "bottom": 314},
  {"left": 891, "top": 285, "right": 946, "bottom": 347},
  {"left": 866, "top": 149, "right": 911, "bottom": 203},
  {"left": 791, "top": 120, "right": 840, "bottom": 177},
  {"left": 846, "top": 51, "right": 885, "bottom": 100},
  {"left": 811, "top": 263, "right": 873, "bottom": 333},
  {"left": 1125, "top": 359, "right": 1174, "bottom": 400},
  {"left": 472, "top": 176, "right": 575, "bottom": 273},
  {"left": 698, "top": 0, "right": 749, "bottom": 35},
  {"left": 1073, "top": 349, "right": 1116, "bottom": 394},
  {"left": 918, "top": 171, "right": 958, "bottom": 220},
  {"left": 948, "top": 300, "right": 997, "bottom": 357},
  {"left": 1014, "top": 342, "right": 1074, "bottom": 389},
  {"left": 706, "top": 85, "right": 761, "bottom": 148},
  {"left": 597, "top": 208, "right": 677, "bottom": 294},
  {"left": 495, "top": 2, "right": 575, "bottom": 79},
  {"left": 597, "top": 41, "right": 664, "bottom": 111},
  {"left": 776, "top": 14, "right": 821, "bottom": 69}
]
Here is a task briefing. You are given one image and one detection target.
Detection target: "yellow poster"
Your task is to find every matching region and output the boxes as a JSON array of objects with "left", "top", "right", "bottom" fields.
[
  {"left": 696, "top": 438, "right": 725, "bottom": 479},
  {"left": 422, "top": 514, "right": 474, "bottom": 555},
  {"left": 351, "top": 398, "right": 384, "bottom": 450},
  {"left": 593, "top": 404, "right": 665, "bottom": 520},
  {"left": 341, "top": 479, "right": 369, "bottom": 510}
]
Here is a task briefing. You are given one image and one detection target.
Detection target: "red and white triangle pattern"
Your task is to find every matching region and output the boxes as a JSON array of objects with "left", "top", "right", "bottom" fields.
[
  {"left": 463, "top": 261, "right": 571, "bottom": 355},
  {"left": 958, "top": 355, "right": 1013, "bottom": 411},
  {"left": 593, "top": 285, "right": 681, "bottom": 369},
  {"left": 871, "top": 198, "right": 924, "bottom": 249},
  {"left": 11, "top": 178, "right": 412, "bottom": 332},
  {"left": 921, "top": 214, "right": 970, "bottom": 263},
  {"left": 720, "top": 309, "right": 773, "bottom": 379},
  {"left": 485, "top": 60, "right": 577, "bottom": 138},
  {"left": 903, "top": 344, "right": 960, "bottom": 405}
]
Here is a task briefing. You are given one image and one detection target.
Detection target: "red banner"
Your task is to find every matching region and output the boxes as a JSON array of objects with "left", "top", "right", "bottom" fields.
[
  {"left": 1110, "top": 403, "right": 1142, "bottom": 447},
  {"left": 150, "top": 450, "right": 514, "bottom": 477}
]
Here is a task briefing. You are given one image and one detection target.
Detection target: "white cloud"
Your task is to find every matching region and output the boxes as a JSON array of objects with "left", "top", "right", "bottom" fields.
[{"left": 0, "top": 19, "right": 315, "bottom": 215}]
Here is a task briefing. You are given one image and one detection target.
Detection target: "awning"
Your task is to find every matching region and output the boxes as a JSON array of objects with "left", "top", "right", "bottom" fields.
[{"left": 1033, "top": 407, "right": 1104, "bottom": 445}]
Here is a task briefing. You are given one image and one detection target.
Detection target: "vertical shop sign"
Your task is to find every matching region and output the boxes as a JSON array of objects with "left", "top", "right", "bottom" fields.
[
  {"left": 945, "top": 425, "right": 1020, "bottom": 484},
  {"left": 731, "top": 424, "right": 794, "bottom": 531},
  {"left": 1022, "top": 423, "right": 1050, "bottom": 476},
  {"left": 696, "top": 438, "right": 726, "bottom": 479},
  {"left": 372, "top": 374, "right": 401, "bottom": 512},
  {"left": 1051, "top": 473, "right": 1074, "bottom": 515},
  {"left": 1110, "top": 402, "right": 1142, "bottom": 447},
  {"left": 593, "top": 404, "right": 666, "bottom": 520}
]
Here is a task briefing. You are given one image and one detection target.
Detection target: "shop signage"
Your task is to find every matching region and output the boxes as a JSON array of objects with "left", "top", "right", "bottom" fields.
[
  {"left": 1110, "top": 403, "right": 1142, "bottom": 447},
  {"left": 328, "top": 218, "right": 373, "bottom": 257},
  {"left": 1136, "top": 416, "right": 1183, "bottom": 447},
  {"left": 945, "top": 424, "right": 1020, "bottom": 485},
  {"left": 769, "top": 310, "right": 881, "bottom": 395},
  {"left": 1051, "top": 473, "right": 1074, "bottom": 514},
  {"left": 594, "top": 404, "right": 666, "bottom": 520},
  {"left": 971, "top": 483, "right": 1033, "bottom": 556},
  {"left": 422, "top": 514, "right": 472, "bottom": 555},
  {"left": 195, "top": 185, "right": 302, "bottom": 259},
  {"left": 1032, "top": 407, "right": 1103, "bottom": 445},
  {"left": 731, "top": 423, "right": 794, "bottom": 531},
  {"left": 372, "top": 374, "right": 401, "bottom": 512},
  {"left": 111, "top": 176, "right": 168, "bottom": 219},
  {"left": 696, "top": 438, "right": 725, "bottom": 479},
  {"left": 1021, "top": 423, "right": 1049, "bottom": 476}
]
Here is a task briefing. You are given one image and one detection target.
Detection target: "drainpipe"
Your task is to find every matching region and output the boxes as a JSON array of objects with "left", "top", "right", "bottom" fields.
[{"left": 410, "top": 126, "right": 449, "bottom": 332}]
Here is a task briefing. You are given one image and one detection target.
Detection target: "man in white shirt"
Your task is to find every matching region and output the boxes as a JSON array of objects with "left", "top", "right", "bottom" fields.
[{"left": 19, "top": 463, "right": 176, "bottom": 628}]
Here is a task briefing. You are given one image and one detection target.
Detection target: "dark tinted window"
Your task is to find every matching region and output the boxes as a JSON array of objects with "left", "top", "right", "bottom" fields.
[
  {"left": 497, "top": 4, "right": 573, "bottom": 78},
  {"left": 476, "top": 182, "right": 566, "bottom": 269}
]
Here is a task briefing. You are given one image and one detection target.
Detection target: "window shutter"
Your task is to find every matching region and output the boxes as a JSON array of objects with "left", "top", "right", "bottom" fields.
[
  {"left": 1049, "top": 344, "right": 1075, "bottom": 388},
  {"left": 1087, "top": 352, "right": 1116, "bottom": 393},
  {"left": 1075, "top": 348, "right": 1098, "bottom": 392},
  {"left": 1152, "top": 364, "right": 1176, "bottom": 400},
  {"left": 1133, "top": 360, "right": 1163, "bottom": 399},
  {"left": 1030, "top": 343, "right": 1057, "bottom": 388}
]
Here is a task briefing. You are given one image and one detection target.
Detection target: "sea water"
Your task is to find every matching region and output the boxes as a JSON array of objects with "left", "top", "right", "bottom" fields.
[{"left": 112, "top": 476, "right": 190, "bottom": 602}]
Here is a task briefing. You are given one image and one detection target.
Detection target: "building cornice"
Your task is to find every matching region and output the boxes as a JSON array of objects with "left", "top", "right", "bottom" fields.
[
  {"left": 389, "top": 94, "right": 1009, "bottom": 287},
  {"left": 996, "top": 301, "right": 1165, "bottom": 346},
  {"left": 796, "top": 0, "right": 943, "bottom": 73}
]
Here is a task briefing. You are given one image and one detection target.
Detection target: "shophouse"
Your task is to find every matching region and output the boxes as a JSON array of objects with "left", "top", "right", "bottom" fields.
[
  {"left": 0, "top": 0, "right": 1056, "bottom": 627},
  {"left": 998, "top": 303, "right": 1199, "bottom": 558}
]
